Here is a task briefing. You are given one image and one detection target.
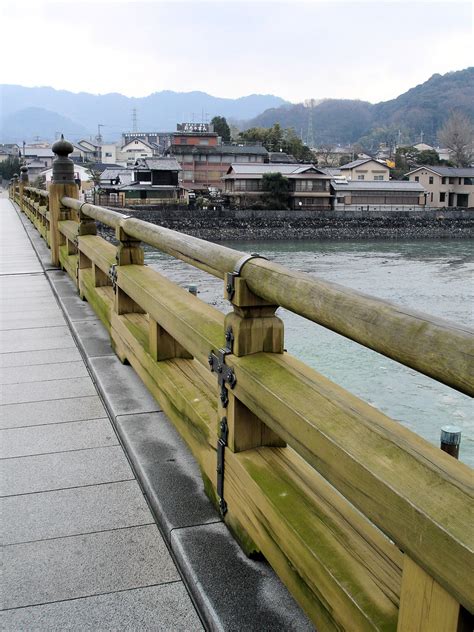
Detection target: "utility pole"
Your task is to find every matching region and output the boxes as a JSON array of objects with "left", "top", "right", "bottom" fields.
[
  {"left": 305, "top": 99, "right": 315, "bottom": 148},
  {"left": 132, "top": 108, "right": 138, "bottom": 133},
  {"left": 96, "top": 124, "right": 104, "bottom": 144}
]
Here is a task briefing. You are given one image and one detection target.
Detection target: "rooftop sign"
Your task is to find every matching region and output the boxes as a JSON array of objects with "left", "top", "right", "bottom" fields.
[{"left": 177, "top": 123, "right": 214, "bottom": 133}]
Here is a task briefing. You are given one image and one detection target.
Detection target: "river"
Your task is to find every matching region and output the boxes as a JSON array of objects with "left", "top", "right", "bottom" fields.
[{"left": 146, "top": 239, "right": 473, "bottom": 467}]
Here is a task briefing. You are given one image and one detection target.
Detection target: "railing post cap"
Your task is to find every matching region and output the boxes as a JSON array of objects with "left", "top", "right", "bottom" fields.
[
  {"left": 52, "top": 134, "right": 74, "bottom": 157},
  {"left": 440, "top": 425, "right": 462, "bottom": 446},
  {"left": 52, "top": 134, "right": 75, "bottom": 184}
]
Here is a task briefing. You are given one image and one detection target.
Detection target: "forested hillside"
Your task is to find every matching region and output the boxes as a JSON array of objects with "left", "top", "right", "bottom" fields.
[{"left": 246, "top": 68, "right": 474, "bottom": 149}]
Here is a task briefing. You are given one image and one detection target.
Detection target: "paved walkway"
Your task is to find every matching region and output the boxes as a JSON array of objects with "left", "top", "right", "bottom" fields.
[{"left": 0, "top": 193, "right": 203, "bottom": 630}]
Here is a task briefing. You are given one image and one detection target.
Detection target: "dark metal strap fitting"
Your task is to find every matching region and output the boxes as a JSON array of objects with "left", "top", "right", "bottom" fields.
[
  {"left": 226, "top": 253, "right": 268, "bottom": 301},
  {"left": 217, "top": 416, "right": 228, "bottom": 516},
  {"left": 108, "top": 263, "right": 118, "bottom": 291},
  {"left": 225, "top": 326, "right": 234, "bottom": 353},
  {"left": 208, "top": 347, "right": 236, "bottom": 408}
]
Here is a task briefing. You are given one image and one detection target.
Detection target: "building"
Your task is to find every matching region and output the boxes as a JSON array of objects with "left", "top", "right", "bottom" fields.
[
  {"left": 118, "top": 158, "right": 183, "bottom": 205},
  {"left": 100, "top": 143, "right": 119, "bottom": 164},
  {"left": 96, "top": 168, "right": 133, "bottom": 207},
  {"left": 172, "top": 123, "right": 219, "bottom": 147},
  {"left": 72, "top": 140, "right": 102, "bottom": 163},
  {"left": 267, "top": 151, "right": 297, "bottom": 164},
  {"left": 339, "top": 158, "right": 390, "bottom": 181},
  {"left": 169, "top": 143, "right": 268, "bottom": 192},
  {"left": 24, "top": 146, "right": 55, "bottom": 169},
  {"left": 40, "top": 163, "right": 93, "bottom": 194},
  {"left": 331, "top": 180, "right": 426, "bottom": 211},
  {"left": 122, "top": 132, "right": 173, "bottom": 153},
  {"left": 223, "top": 163, "right": 332, "bottom": 210},
  {"left": 119, "top": 138, "right": 160, "bottom": 165},
  {"left": 0, "top": 144, "right": 20, "bottom": 162},
  {"left": 405, "top": 166, "right": 474, "bottom": 208}
]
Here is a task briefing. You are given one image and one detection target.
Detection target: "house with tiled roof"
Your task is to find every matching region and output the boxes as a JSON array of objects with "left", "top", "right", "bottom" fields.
[
  {"left": 339, "top": 158, "right": 390, "bottom": 181},
  {"left": 405, "top": 166, "right": 474, "bottom": 207},
  {"left": 331, "top": 180, "right": 426, "bottom": 211},
  {"left": 223, "top": 163, "right": 331, "bottom": 209}
]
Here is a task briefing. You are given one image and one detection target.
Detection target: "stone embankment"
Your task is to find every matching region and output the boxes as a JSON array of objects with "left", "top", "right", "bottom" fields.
[{"left": 105, "top": 207, "right": 474, "bottom": 241}]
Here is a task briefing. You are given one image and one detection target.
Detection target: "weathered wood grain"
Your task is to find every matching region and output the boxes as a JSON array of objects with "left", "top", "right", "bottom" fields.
[{"left": 397, "top": 557, "right": 460, "bottom": 631}]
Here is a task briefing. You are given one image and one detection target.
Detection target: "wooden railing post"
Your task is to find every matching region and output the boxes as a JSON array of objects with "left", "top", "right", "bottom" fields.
[
  {"left": 12, "top": 175, "right": 19, "bottom": 204},
  {"left": 19, "top": 165, "right": 29, "bottom": 212},
  {"left": 221, "top": 268, "right": 286, "bottom": 454},
  {"left": 397, "top": 556, "right": 464, "bottom": 632},
  {"left": 48, "top": 136, "right": 79, "bottom": 266},
  {"left": 114, "top": 218, "right": 145, "bottom": 316},
  {"left": 397, "top": 436, "right": 471, "bottom": 632}
]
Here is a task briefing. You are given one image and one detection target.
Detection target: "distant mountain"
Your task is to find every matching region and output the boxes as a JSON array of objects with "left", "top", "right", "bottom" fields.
[
  {"left": 0, "top": 86, "right": 288, "bottom": 142},
  {"left": 246, "top": 68, "right": 474, "bottom": 148},
  {"left": 2, "top": 69, "right": 472, "bottom": 147},
  {"left": 0, "top": 107, "right": 87, "bottom": 144}
]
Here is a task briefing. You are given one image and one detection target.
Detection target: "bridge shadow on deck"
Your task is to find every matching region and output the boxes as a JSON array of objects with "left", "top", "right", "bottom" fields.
[{"left": 0, "top": 192, "right": 313, "bottom": 631}]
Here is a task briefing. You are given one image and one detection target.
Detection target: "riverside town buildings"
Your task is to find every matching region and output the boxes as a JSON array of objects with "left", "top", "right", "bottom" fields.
[
  {"left": 405, "top": 166, "right": 474, "bottom": 208},
  {"left": 331, "top": 180, "right": 426, "bottom": 211},
  {"left": 166, "top": 123, "right": 268, "bottom": 192},
  {"left": 223, "top": 164, "right": 332, "bottom": 210}
]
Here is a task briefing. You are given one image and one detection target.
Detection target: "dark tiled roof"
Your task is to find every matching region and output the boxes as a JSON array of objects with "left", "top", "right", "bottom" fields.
[
  {"left": 169, "top": 145, "right": 268, "bottom": 156},
  {"left": 340, "top": 158, "right": 388, "bottom": 170},
  {"left": 405, "top": 166, "right": 474, "bottom": 177},
  {"left": 224, "top": 163, "right": 328, "bottom": 179},
  {"left": 138, "top": 158, "right": 181, "bottom": 171},
  {"left": 331, "top": 180, "right": 424, "bottom": 192},
  {"left": 268, "top": 152, "right": 297, "bottom": 163}
]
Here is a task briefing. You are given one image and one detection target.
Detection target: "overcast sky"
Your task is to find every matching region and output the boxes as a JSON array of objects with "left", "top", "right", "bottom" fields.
[{"left": 2, "top": 0, "right": 472, "bottom": 103}]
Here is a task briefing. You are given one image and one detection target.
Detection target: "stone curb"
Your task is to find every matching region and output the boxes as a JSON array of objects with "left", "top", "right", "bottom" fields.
[{"left": 14, "top": 202, "right": 314, "bottom": 632}]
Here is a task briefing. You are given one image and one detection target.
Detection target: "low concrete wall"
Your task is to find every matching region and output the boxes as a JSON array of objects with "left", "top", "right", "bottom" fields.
[{"left": 104, "top": 207, "right": 474, "bottom": 241}]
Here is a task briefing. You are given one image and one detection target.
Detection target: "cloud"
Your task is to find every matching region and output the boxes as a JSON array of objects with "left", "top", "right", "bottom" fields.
[{"left": 3, "top": 1, "right": 472, "bottom": 102}]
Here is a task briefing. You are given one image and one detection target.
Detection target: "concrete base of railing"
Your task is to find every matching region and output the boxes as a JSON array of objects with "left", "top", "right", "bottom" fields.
[{"left": 15, "top": 201, "right": 314, "bottom": 631}]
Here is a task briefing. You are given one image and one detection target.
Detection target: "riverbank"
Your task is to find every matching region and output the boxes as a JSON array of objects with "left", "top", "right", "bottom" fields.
[{"left": 108, "top": 207, "right": 474, "bottom": 240}]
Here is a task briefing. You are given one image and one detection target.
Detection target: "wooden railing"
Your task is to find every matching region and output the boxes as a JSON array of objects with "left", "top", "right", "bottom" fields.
[{"left": 11, "top": 166, "right": 473, "bottom": 631}]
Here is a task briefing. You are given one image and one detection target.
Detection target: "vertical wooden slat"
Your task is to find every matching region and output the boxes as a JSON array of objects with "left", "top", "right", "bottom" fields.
[{"left": 397, "top": 556, "right": 461, "bottom": 631}]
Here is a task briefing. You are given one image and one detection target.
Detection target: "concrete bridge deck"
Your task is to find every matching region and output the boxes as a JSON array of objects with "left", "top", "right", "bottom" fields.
[
  {"left": 0, "top": 194, "right": 203, "bottom": 630},
  {"left": 1, "top": 192, "right": 313, "bottom": 631}
]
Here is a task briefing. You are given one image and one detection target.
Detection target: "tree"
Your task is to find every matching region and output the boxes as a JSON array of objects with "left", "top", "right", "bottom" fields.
[
  {"left": 261, "top": 172, "right": 290, "bottom": 209},
  {"left": 211, "top": 116, "right": 231, "bottom": 142},
  {"left": 238, "top": 124, "right": 314, "bottom": 161},
  {"left": 416, "top": 149, "right": 440, "bottom": 165},
  {"left": 438, "top": 112, "right": 474, "bottom": 167},
  {"left": 0, "top": 156, "right": 21, "bottom": 180},
  {"left": 314, "top": 144, "right": 335, "bottom": 166}
]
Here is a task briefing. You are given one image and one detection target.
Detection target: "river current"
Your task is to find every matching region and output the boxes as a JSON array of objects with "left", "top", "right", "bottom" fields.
[{"left": 146, "top": 239, "right": 473, "bottom": 467}]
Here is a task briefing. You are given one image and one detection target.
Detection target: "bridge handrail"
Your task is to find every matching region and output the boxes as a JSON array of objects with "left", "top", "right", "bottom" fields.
[
  {"left": 14, "top": 181, "right": 473, "bottom": 627},
  {"left": 63, "top": 195, "right": 474, "bottom": 397}
]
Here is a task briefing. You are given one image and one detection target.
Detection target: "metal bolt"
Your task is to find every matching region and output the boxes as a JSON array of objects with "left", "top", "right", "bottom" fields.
[{"left": 440, "top": 425, "right": 462, "bottom": 459}]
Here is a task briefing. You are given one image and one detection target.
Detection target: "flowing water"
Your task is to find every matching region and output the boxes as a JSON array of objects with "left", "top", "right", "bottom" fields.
[{"left": 146, "top": 239, "right": 473, "bottom": 467}]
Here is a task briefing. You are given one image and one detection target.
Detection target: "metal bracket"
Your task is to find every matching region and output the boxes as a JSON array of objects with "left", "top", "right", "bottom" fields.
[
  {"left": 224, "top": 326, "right": 234, "bottom": 353},
  {"left": 208, "top": 347, "right": 236, "bottom": 408},
  {"left": 108, "top": 263, "right": 118, "bottom": 291},
  {"left": 226, "top": 253, "right": 268, "bottom": 301},
  {"left": 216, "top": 416, "right": 228, "bottom": 516}
]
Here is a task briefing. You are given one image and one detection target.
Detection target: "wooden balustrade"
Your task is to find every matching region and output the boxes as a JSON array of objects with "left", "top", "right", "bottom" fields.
[{"left": 13, "top": 170, "right": 473, "bottom": 631}]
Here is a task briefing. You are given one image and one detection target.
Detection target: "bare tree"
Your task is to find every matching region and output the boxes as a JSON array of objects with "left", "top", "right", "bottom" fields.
[
  {"left": 438, "top": 112, "right": 474, "bottom": 167},
  {"left": 315, "top": 144, "right": 336, "bottom": 166}
]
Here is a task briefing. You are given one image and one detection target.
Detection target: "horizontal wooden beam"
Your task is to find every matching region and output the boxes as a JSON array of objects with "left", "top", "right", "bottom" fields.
[
  {"left": 227, "top": 350, "right": 473, "bottom": 611},
  {"left": 63, "top": 209, "right": 472, "bottom": 396}
]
